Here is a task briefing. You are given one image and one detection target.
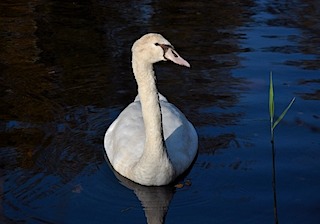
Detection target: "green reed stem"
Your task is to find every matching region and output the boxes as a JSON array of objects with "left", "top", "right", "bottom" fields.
[
  {"left": 269, "top": 72, "right": 295, "bottom": 142},
  {"left": 268, "top": 71, "right": 295, "bottom": 224}
]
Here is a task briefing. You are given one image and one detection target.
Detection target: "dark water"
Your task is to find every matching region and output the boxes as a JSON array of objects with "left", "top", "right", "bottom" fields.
[{"left": 1, "top": 0, "right": 319, "bottom": 223}]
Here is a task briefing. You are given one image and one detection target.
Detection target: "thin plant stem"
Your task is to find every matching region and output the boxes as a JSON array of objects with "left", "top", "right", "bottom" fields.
[
  {"left": 268, "top": 72, "right": 295, "bottom": 224},
  {"left": 269, "top": 72, "right": 275, "bottom": 143},
  {"left": 271, "top": 140, "right": 279, "bottom": 224}
]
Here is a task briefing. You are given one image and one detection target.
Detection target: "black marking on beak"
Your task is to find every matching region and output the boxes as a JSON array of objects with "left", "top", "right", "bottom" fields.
[
  {"left": 155, "top": 43, "right": 174, "bottom": 51},
  {"left": 171, "top": 49, "right": 178, "bottom": 57},
  {"left": 154, "top": 43, "right": 174, "bottom": 60}
]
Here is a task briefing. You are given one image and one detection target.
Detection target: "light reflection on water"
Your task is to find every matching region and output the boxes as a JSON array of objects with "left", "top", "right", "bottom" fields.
[{"left": 1, "top": 0, "right": 320, "bottom": 223}]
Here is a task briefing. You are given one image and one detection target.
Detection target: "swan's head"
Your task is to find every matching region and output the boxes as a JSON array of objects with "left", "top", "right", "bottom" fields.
[{"left": 132, "top": 33, "right": 190, "bottom": 67}]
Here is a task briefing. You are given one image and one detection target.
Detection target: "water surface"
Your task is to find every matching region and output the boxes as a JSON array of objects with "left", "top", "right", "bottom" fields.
[{"left": 1, "top": 0, "right": 320, "bottom": 223}]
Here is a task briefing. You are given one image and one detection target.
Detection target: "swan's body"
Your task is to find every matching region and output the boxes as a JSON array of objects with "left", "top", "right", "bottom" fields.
[{"left": 104, "top": 33, "right": 198, "bottom": 186}]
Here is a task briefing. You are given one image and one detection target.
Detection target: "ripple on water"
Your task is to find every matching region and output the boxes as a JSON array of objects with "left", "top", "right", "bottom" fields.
[{"left": 3, "top": 161, "right": 144, "bottom": 223}]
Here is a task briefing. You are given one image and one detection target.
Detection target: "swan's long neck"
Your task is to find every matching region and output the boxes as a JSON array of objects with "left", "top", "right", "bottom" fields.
[
  {"left": 133, "top": 60, "right": 164, "bottom": 150},
  {"left": 132, "top": 57, "right": 173, "bottom": 184}
]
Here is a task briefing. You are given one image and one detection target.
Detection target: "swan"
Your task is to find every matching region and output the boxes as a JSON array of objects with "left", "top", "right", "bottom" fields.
[{"left": 104, "top": 33, "right": 198, "bottom": 186}]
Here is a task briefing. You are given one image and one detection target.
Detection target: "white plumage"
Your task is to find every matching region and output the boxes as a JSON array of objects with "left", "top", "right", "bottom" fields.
[{"left": 104, "top": 33, "right": 198, "bottom": 186}]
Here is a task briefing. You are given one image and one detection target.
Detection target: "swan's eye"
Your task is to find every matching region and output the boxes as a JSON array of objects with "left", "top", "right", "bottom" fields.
[{"left": 154, "top": 43, "right": 160, "bottom": 46}]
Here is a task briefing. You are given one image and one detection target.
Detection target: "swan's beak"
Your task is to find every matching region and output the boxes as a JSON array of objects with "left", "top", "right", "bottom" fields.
[{"left": 164, "top": 48, "right": 190, "bottom": 68}]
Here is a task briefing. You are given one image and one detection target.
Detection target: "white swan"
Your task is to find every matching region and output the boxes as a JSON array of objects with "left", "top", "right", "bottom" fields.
[{"left": 104, "top": 33, "right": 198, "bottom": 186}]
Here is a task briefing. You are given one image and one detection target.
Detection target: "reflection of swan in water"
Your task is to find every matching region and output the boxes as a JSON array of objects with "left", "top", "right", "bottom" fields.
[{"left": 112, "top": 165, "right": 174, "bottom": 224}]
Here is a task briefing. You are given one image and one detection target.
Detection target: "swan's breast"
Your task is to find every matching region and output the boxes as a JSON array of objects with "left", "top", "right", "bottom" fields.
[{"left": 104, "top": 101, "right": 145, "bottom": 174}]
